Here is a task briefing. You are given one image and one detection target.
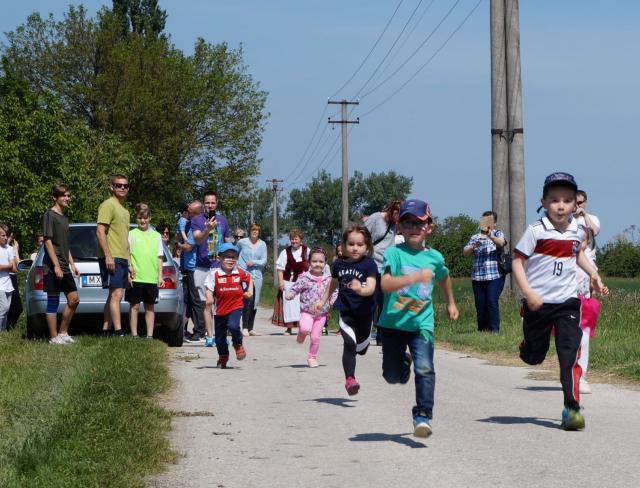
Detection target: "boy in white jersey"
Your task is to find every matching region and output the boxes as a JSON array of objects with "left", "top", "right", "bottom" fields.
[{"left": 512, "top": 172, "right": 608, "bottom": 431}]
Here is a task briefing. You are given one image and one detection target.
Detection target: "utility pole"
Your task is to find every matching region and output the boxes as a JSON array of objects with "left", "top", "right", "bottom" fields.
[
  {"left": 490, "top": 0, "right": 525, "bottom": 288},
  {"left": 267, "top": 178, "right": 283, "bottom": 285},
  {"left": 328, "top": 100, "right": 359, "bottom": 233}
]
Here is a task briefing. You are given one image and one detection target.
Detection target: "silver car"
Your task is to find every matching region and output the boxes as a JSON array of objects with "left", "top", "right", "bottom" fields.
[{"left": 19, "top": 223, "right": 185, "bottom": 346}]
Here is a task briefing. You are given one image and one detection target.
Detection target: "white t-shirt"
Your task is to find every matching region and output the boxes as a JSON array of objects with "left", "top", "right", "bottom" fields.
[
  {"left": 0, "top": 245, "right": 16, "bottom": 292},
  {"left": 514, "top": 216, "right": 585, "bottom": 304},
  {"left": 276, "top": 247, "right": 307, "bottom": 271}
]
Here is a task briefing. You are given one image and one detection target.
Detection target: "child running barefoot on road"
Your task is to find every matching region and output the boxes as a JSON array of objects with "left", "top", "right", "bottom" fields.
[
  {"left": 286, "top": 247, "right": 337, "bottom": 367},
  {"left": 316, "top": 225, "right": 378, "bottom": 396},
  {"left": 379, "top": 200, "right": 459, "bottom": 438},
  {"left": 204, "top": 243, "right": 252, "bottom": 369},
  {"left": 512, "top": 172, "right": 608, "bottom": 431}
]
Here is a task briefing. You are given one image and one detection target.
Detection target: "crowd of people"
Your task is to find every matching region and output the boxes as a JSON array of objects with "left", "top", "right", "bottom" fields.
[{"left": 0, "top": 170, "right": 608, "bottom": 436}]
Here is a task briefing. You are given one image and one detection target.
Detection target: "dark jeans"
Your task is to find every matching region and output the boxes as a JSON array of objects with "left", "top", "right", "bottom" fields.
[
  {"left": 182, "top": 270, "right": 206, "bottom": 336},
  {"left": 381, "top": 327, "right": 435, "bottom": 419},
  {"left": 471, "top": 277, "right": 505, "bottom": 332},
  {"left": 215, "top": 309, "right": 243, "bottom": 357},
  {"left": 242, "top": 284, "right": 257, "bottom": 331}
]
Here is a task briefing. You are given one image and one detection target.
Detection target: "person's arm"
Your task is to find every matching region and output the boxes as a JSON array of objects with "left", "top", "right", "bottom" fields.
[
  {"left": 437, "top": 274, "right": 459, "bottom": 320},
  {"left": 68, "top": 250, "right": 79, "bottom": 278},
  {"left": 314, "top": 277, "right": 338, "bottom": 312},
  {"left": 244, "top": 275, "right": 254, "bottom": 299},
  {"left": 463, "top": 235, "right": 481, "bottom": 256},
  {"left": 577, "top": 249, "right": 608, "bottom": 295},
  {"left": 349, "top": 275, "right": 377, "bottom": 297},
  {"left": 381, "top": 268, "right": 432, "bottom": 293},
  {"left": 0, "top": 248, "right": 17, "bottom": 273},
  {"left": 253, "top": 242, "right": 268, "bottom": 267},
  {"left": 192, "top": 216, "right": 215, "bottom": 245},
  {"left": 277, "top": 269, "right": 285, "bottom": 291},
  {"left": 157, "top": 256, "right": 164, "bottom": 288},
  {"left": 96, "top": 223, "right": 115, "bottom": 272},
  {"left": 511, "top": 256, "right": 543, "bottom": 311},
  {"left": 44, "top": 239, "right": 63, "bottom": 279},
  {"left": 286, "top": 277, "right": 303, "bottom": 300},
  {"left": 488, "top": 230, "right": 506, "bottom": 248}
]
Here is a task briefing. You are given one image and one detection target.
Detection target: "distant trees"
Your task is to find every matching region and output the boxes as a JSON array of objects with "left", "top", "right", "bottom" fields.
[
  {"left": 597, "top": 226, "right": 640, "bottom": 278},
  {"left": 429, "top": 214, "right": 477, "bottom": 278}
]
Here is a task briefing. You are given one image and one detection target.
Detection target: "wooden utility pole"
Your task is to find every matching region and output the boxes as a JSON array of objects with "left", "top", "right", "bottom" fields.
[
  {"left": 328, "top": 100, "right": 359, "bottom": 232},
  {"left": 267, "top": 179, "right": 283, "bottom": 284}
]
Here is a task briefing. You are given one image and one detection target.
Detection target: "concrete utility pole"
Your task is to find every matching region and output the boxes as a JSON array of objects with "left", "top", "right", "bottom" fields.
[
  {"left": 490, "top": 0, "right": 525, "bottom": 287},
  {"left": 328, "top": 100, "right": 359, "bottom": 233},
  {"left": 267, "top": 179, "right": 283, "bottom": 285}
]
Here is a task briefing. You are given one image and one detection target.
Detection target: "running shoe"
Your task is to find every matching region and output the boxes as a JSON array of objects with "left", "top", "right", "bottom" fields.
[
  {"left": 413, "top": 415, "right": 433, "bottom": 438},
  {"left": 249, "top": 330, "right": 260, "bottom": 336},
  {"left": 561, "top": 407, "right": 585, "bottom": 431},
  {"left": 217, "top": 355, "right": 229, "bottom": 369},
  {"left": 307, "top": 358, "right": 319, "bottom": 368},
  {"left": 579, "top": 379, "right": 592, "bottom": 394},
  {"left": 204, "top": 335, "right": 214, "bottom": 347},
  {"left": 49, "top": 335, "right": 69, "bottom": 345},
  {"left": 345, "top": 376, "right": 360, "bottom": 396},
  {"left": 283, "top": 328, "right": 292, "bottom": 335},
  {"left": 58, "top": 333, "right": 75, "bottom": 344},
  {"left": 242, "top": 328, "right": 249, "bottom": 337},
  {"left": 113, "top": 329, "right": 125, "bottom": 337},
  {"left": 234, "top": 344, "right": 247, "bottom": 360}
]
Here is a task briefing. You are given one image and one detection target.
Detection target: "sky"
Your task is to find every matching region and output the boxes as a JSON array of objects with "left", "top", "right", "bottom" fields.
[{"left": 2, "top": 1, "right": 639, "bottom": 244}]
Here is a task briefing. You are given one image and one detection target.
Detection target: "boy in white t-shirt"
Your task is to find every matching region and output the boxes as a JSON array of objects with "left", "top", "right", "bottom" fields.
[
  {"left": 0, "top": 224, "right": 17, "bottom": 331},
  {"left": 512, "top": 172, "right": 608, "bottom": 431}
]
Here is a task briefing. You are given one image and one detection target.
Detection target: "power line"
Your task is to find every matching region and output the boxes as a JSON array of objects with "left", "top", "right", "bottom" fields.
[{"left": 360, "top": 0, "right": 484, "bottom": 118}]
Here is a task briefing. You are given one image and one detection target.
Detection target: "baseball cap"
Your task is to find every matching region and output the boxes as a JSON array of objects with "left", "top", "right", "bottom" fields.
[
  {"left": 543, "top": 172, "right": 577, "bottom": 191},
  {"left": 399, "top": 199, "right": 432, "bottom": 222},
  {"left": 217, "top": 243, "right": 239, "bottom": 255}
]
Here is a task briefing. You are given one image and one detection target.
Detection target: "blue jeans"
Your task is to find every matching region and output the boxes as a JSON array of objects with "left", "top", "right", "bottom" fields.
[
  {"left": 214, "top": 309, "right": 243, "bottom": 356},
  {"left": 380, "top": 328, "right": 435, "bottom": 419},
  {"left": 471, "top": 277, "right": 505, "bottom": 332}
]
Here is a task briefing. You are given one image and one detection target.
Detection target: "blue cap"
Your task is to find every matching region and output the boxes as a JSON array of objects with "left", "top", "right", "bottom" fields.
[
  {"left": 400, "top": 199, "right": 432, "bottom": 221},
  {"left": 217, "top": 243, "right": 239, "bottom": 255},
  {"left": 543, "top": 172, "right": 577, "bottom": 191}
]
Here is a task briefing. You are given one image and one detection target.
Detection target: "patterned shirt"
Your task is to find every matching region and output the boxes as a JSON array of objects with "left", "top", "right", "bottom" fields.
[
  {"left": 288, "top": 271, "right": 337, "bottom": 316},
  {"left": 465, "top": 230, "right": 505, "bottom": 281}
]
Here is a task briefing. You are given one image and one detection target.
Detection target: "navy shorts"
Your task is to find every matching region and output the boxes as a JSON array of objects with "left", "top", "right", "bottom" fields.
[
  {"left": 125, "top": 282, "right": 159, "bottom": 305},
  {"left": 43, "top": 272, "right": 78, "bottom": 295},
  {"left": 99, "top": 257, "right": 129, "bottom": 289}
]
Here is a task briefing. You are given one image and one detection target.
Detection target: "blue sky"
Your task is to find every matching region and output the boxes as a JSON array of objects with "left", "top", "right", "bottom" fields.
[{"left": 3, "top": 1, "right": 639, "bottom": 244}]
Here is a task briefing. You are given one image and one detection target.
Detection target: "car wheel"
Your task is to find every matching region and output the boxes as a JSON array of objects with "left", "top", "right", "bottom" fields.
[{"left": 164, "top": 320, "right": 184, "bottom": 347}]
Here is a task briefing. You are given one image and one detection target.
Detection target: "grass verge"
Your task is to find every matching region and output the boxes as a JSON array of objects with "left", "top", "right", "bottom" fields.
[{"left": 0, "top": 312, "right": 175, "bottom": 487}]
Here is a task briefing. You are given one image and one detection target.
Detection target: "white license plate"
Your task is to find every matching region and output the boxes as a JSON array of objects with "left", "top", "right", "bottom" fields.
[{"left": 82, "top": 275, "right": 102, "bottom": 287}]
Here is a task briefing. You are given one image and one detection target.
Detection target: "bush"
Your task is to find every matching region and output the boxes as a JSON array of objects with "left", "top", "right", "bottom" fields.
[
  {"left": 429, "top": 214, "right": 477, "bottom": 278},
  {"left": 598, "top": 238, "right": 640, "bottom": 277}
]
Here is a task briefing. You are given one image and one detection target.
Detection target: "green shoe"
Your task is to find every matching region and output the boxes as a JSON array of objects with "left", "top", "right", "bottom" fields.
[{"left": 561, "top": 407, "right": 585, "bottom": 431}]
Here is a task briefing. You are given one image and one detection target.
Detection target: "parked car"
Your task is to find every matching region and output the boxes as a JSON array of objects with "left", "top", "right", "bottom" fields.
[{"left": 19, "top": 223, "right": 185, "bottom": 346}]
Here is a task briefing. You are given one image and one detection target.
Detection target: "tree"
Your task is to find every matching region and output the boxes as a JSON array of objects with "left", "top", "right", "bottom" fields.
[
  {"left": 350, "top": 170, "right": 413, "bottom": 218},
  {"left": 597, "top": 227, "right": 640, "bottom": 277},
  {"left": 112, "top": 0, "right": 167, "bottom": 37},
  {"left": 428, "top": 214, "right": 478, "bottom": 278}
]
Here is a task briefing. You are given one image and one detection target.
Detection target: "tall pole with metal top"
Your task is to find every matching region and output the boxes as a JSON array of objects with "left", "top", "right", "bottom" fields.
[{"left": 267, "top": 179, "right": 282, "bottom": 285}]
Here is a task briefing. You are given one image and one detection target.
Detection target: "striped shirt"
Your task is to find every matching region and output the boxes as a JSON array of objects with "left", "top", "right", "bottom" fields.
[{"left": 514, "top": 215, "right": 585, "bottom": 304}]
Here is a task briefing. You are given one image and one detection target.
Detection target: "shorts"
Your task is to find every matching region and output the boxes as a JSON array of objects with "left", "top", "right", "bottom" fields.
[
  {"left": 43, "top": 272, "right": 78, "bottom": 295},
  {"left": 125, "top": 282, "right": 159, "bottom": 305},
  {"left": 99, "top": 257, "right": 129, "bottom": 289},
  {"left": 194, "top": 267, "right": 210, "bottom": 301}
]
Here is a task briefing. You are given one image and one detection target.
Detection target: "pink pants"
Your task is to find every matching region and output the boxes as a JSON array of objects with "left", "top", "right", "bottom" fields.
[{"left": 298, "top": 312, "right": 327, "bottom": 359}]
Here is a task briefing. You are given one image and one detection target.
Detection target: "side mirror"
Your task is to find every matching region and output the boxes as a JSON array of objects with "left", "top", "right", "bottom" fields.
[{"left": 17, "top": 259, "right": 34, "bottom": 271}]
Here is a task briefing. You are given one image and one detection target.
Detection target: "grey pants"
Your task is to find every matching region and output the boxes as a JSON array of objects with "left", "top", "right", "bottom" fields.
[{"left": 0, "top": 291, "right": 12, "bottom": 331}]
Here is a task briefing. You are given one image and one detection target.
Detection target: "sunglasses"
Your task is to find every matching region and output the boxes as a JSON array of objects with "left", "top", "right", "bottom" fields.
[
  {"left": 113, "top": 183, "right": 130, "bottom": 189},
  {"left": 400, "top": 219, "right": 432, "bottom": 229},
  {"left": 576, "top": 200, "right": 586, "bottom": 205}
]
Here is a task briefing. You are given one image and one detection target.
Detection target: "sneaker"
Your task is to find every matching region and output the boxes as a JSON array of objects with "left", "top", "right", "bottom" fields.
[
  {"left": 322, "top": 327, "right": 328, "bottom": 336},
  {"left": 404, "top": 350, "right": 413, "bottom": 368},
  {"left": 217, "top": 355, "right": 229, "bottom": 369},
  {"left": 144, "top": 336, "right": 154, "bottom": 340},
  {"left": 113, "top": 329, "right": 125, "bottom": 337},
  {"left": 49, "top": 335, "right": 70, "bottom": 345},
  {"left": 185, "top": 333, "right": 204, "bottom": 343},
  {"left": 345, "top": 376, "right": 360, "bottom": 396},
  {"left": 234, "top": 344, "right": 247, "bottom": 360},
  {"left": 242, "top": 328, "right": 249, "bottom": 337},
  {"left": 561, "top": 407, "right": 585, "bottom": 431},
  {"left": 204, "top": 335, "right": 214, "bottom": 347},
  {"left": 307, "top": 358, "right": 319, "bottom": 368},
  {"left": 58, "top": 333, "right": 75, "bottom": 344},
  {"left": 100, "top": 330, "right": 110, "bottom": 338},
  {"left": 296, "top": 332, "right": 306, "bottom": 344},
  {"left": 579, "top": 379, "right": 592, "bottom": 394},
  {"left": 413, "top": 415, "right": 433, "bottom": 438},
  {"left": 283, "top": 328, "right": 292, "bottom": 335},
  {"left": 248, "top": 330, "right": 260, "bottom": 336}
]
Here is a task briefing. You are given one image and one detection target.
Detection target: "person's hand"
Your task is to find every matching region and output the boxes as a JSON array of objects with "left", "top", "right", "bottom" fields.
[
  {"left": 447, "top": 303, "right": 459, "bottom": 320},
  {"left": 590, "top": 274, "right": 609, "bottom": 296},
  {"left": 106, "top": 256, "right": 115, "bottom": 273},
  {"left": 285, "top": 291, "right": 295, "bottom": 300},
  {"left": 205, "top": 216, "right": 217, "bottom": 229},
  {"left": 313, "top": 301, "right": 325, "bottom": 313},
  {"left": 278, "top": 280, "right": 285, "bottom": 291},
  {"left": 129, "top": 266, "right": 136, "bottom": 280},
  {"left": 54, "top": 264, "right": 63, "bottom": 279},
  {"left": 474, "top": 240, "right": 482, "bottom": 249},
  {"left": 71, "top": 264, "right": 80, "bottom": 278},
  {"left": 347, "top": 278, "right": 362, "bottom": 294},
  {"left": 246, "top": 260, "right": 255, "bottom": 267},
  {"left": 525, "top": 292, "right": 544, "bottom": 311},
  {"left": 158, "top": 277, "right": 165, "bottom": 288},
  {"left": 128, "top": 274, "right": 133, "bottom": 286},
  {"left": 413, "top": 268, "right": 432, "bottom": 284},
  {"left": 575, "top": 207, "right": 585, "bottom": 217}
]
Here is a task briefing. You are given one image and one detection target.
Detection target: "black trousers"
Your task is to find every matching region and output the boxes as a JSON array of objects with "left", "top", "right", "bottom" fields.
[
  {"left": 7, "top": 274, "right": 22, "bottom": 329},
  {"left": 182, "top": 270, "right": 206, "bottom": 336},
  {"left": 242, "top": 284, "right": 257, "bottom": 331},
  {"left": 520, "top": 297, "right": 582, "bottom": 410}
]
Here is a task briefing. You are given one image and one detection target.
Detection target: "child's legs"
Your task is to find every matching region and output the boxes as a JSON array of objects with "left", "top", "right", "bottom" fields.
[
  {"left": 214, "top": 314, "right": 230, "bottom": 356},
  {"left": 408, "top": 332, "right": 436, "bottom": 419},
  {"left": 144, "top": 303, "right": 155, "bottom": 336},
  {"left": 578, "top": 327, "right": 591, "bottom": 378},
  {"left": 380, "top": 327, "right": 411, "bottom": 384},
  {"left": 520, "top": 303, "right": 553, "bottom": 365},
  {"left": 308, "top": 315, "right": 326, "bottom": 359},
  {"left": 129, "top": 302, "right": 140, "bottom": 336},
  {"left": 553, "top": 298, "right": 583, "bottom": 409},
  {"left": 298, "top": 312, "right": 314, "bottom": 337},
  {"left": 0, "top": 291, "right": 12, "bottom": 331},
  {"left": 339, "top": 312, "right": 373, "bottom": 378},
  {"left": 227, "top": 309, "right": 243, "bottom": 346},
  {"left": 45, "top": 293, "right": 61, "bottom": 337},
  {"left": 471, "top": 280, "right": 489, "bottom": 330}
]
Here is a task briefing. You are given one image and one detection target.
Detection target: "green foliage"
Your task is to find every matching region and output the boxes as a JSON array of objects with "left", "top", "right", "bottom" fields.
[
  {"left": 597, "top": 229, "right": 640, "bottom": 278},
  {"left": 428, "top": 214, "right": 478, "bottom": 278},
  {"left": 350, "top": 170, "right": 413, "bottom": 218},
  {"left": 112, "top": 0, "right": 167, "bottom": 37}
]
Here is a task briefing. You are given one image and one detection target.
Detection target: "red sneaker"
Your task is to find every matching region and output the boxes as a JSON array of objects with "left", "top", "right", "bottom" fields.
[
  {"left": 234, "top": 344, "right": 247, "bottom": 361},
  {"left": 345, "top": 376, "right": 360, "bottom": 396},
  {"left": 217, "top": 355, "right": 229, "bottom": 369}
]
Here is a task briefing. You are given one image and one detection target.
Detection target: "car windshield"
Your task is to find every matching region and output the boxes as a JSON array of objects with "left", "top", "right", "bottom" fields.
[{"left": 68, "top": 225, "right": 168, "bottom": 262}]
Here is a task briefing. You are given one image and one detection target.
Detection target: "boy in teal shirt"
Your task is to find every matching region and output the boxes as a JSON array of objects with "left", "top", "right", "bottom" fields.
[{"left": 379, "top": 199, "right": 459, "bottom": 438}]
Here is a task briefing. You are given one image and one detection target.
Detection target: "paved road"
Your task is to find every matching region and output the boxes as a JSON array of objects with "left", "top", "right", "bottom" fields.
[{"left": 150, "top": 308, "right": 640, "bottom": 488}]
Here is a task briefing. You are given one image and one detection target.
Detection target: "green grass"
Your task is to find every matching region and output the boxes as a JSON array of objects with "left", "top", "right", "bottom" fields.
[{"left": 0, "top": 290, "right": 176, "bottom": 487}]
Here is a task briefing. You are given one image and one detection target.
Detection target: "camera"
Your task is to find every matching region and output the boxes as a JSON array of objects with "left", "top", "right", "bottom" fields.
[{"left": 208, "top": 209, "right": 216, "bottom": 219}]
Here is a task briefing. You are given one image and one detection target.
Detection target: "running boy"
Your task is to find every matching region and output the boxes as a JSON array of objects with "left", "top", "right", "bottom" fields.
[
  {"left": 126, "top": 203, "right": 164, "bottom": 338},
  {"left": 42, "top": 184, "right": 80, "bottom": 344},
  {"left": 512, "top": 172, "right": 608, "bottom": 431},
  {"left": 203, "top": 243, "right": 253, "bottom": 368},
  {"left": 378, "top": 199, "right": 458, "bottom": 438}
]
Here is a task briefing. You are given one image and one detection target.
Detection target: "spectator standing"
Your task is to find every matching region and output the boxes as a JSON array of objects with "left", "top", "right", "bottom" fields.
[
  {"left": 203, "top": 191, "right": 232, "bottom": 268},
  {"left": 187, "top": 200, "right": 213, "bottom": 343},
  {"left": 30, "top": 233, "right": 44, "bottom": 261},
  {"left": 574, "top": 190, "right": 600, "bottom": 263},
  {"left": 175, "top": 203, "right": 189, "bottom": 243},
  {"left": 157, "top": 223, "right": 171, "bottom": 246},
  {"left": 463, "top": 211, "right": 507, "bottom": 333},
  {"left": 233, "top": 228, "right": 246, "bottom": 244},
  {"left": 0, "top": 224, "right": 16, "bottom": 331},
  {"left": 237, "top": 223, "right": 267, "bottom": 336},
  {"left": 96, "top": 174, "right": 131, "bottom": 337},
  {"left": 42, "top": 184, "right": 80, "bottom": 344},
  {"left": 6, "top": 230, "right": 22, "bottom": 329}
]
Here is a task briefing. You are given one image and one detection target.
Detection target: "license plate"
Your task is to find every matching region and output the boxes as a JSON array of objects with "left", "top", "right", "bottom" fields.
[{"left": 82, "top": 275, "right": 102, "bottom": 287}]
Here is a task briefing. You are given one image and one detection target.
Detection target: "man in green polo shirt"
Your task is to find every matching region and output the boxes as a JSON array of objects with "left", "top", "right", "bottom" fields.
[{"left": 96, "top": 174, "right": 131, "bottom": 337}]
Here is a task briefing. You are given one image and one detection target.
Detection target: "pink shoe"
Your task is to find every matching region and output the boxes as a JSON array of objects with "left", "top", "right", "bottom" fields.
[
  {"left": 307, "top": 358, "right": 319, "bottom": 368},
  {"left": 296, "top": 332, "right": 306, "bottom": 344},
  {"left": 345, "top": 376, "right": 360, "bottom": 396}
]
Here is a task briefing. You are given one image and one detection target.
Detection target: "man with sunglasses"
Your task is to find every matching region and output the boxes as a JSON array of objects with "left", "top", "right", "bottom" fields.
[{"left": 96, "top": 174, "right": 131, "bottom": 337}]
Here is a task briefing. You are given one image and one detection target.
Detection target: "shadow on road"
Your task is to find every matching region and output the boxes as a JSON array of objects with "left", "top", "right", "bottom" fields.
[
  {"left": 516, "top": 386, "right": 562, "bottom": 392},
  {"left": 349, "top": 432, "right": 427, "bottom": 448},
  {"left": 273, "top": 364, "right": 317, "bottom": 369},
  {"left": 305, "top": 397, "right": 357, "bottom": 408},
  {"left": 477, "top": 416, "right": 559, "bottom": 429}
]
